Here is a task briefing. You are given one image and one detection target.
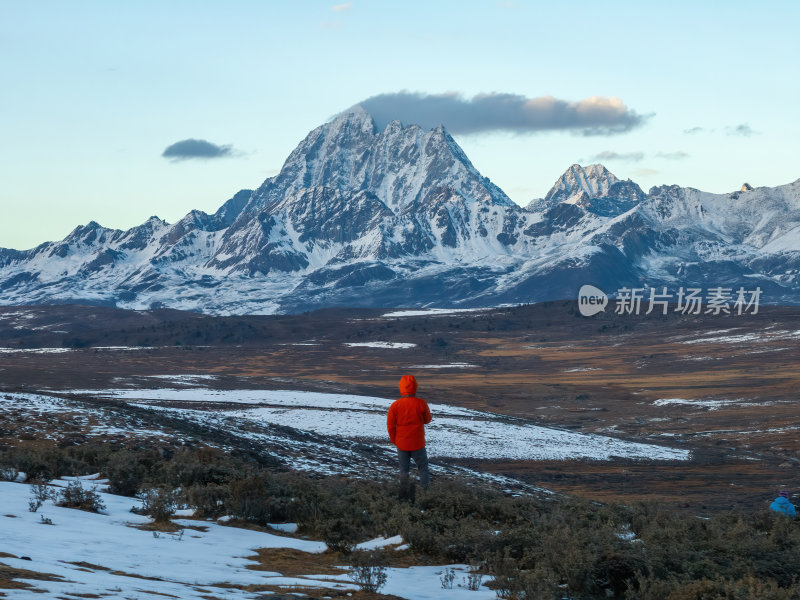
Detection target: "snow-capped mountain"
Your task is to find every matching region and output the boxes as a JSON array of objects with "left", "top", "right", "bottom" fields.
[
  {"left": 527, "top": 164, "right": 647, "bottom": 218},
  {"left": 1, "top": 107, "right": 800, "bottom": 314}
]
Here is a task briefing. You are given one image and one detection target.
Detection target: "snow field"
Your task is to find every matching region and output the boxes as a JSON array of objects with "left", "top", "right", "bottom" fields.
[
  {"left": 345, "top": 341, "right": 417, "bottom": 348},
  {"left": 0, "top": 480, "right": 496, "bottom": 600},
  {"left": 74, "top": 387, "right": 690, "bottom": 462},
  {"left": 653, "top": 397, "right": 768, "bottom": 410},
  {"left": 409, "top": 363, "right": 477, "bottom": 369},
  {"left": 0, "top": 393, "right": 175, "bottom": 441},
  {"left": 381, "top": 308, "right": 490, "bottom": 318}
]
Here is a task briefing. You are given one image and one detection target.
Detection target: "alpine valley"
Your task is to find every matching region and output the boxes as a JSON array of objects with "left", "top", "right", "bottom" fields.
[{"left": 2, "top": 106, "right": 800, "bottom": 315}]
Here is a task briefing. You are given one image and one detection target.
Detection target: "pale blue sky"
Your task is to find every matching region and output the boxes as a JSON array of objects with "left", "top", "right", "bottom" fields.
[{"left": 2, "top": 1, "right": 798, "bottom": 250}]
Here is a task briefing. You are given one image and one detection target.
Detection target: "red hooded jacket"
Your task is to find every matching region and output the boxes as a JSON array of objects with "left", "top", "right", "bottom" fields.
[{"left": 387, "top": 375, "right": 432, "bottom": 452}]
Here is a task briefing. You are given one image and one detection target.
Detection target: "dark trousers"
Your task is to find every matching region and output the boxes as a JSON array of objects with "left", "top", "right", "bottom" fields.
[{"left": 397, "top": 447, "right": 430, "bottom": 488}]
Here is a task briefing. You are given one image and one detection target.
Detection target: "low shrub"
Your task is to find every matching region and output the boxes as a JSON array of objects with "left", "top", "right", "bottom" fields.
[
  {"left": 28, "top": 481, "right": 53, "bottom": 512},
  {"left": 348, "top": 550, "right": 387, "bottom": 593},
  {"left": 164, "top": 447, "right": 250, "bottom": 488},
  {"left": 184, "top": 483, "right": 230, "bottom": 518},
  {"left": 465, "top": 567, "right": 484, "bottom": 591},
  {"left": 106, "top": 449, "right": 156, "bottom": 496},
  {"left": 138, "top": 486, "right": 179, "bottom": 523},
  {"left": 0, "top": 465, "right": 18, "bottom": 481},
  {"left": 228, "top": 474, "right": 295, "bottom": 525},
  {"left": 440, "top": 567, "right": 456, "bottom": 589},
  {"left": 55, "top": 480, "right": 106, "bottom": 513}
]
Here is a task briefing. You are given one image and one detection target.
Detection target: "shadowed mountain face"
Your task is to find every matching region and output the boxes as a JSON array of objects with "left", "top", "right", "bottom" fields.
[{"left": 1, "top": 108, "right": 800, "bottom": 314}]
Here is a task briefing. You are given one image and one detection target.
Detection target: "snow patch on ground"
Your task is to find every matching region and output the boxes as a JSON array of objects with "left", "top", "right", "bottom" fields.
[
  {"left": 91, "top": 346, "right": 156, "bottom": 351},
  {"left": 269, "top": 522, "right": 298, "bottom": 533},
  {"left": 0, "top": 482, "right": 496, "bottom": 600},
  {"left": 408, "top": 363, "right": 476, "bottom": 369},
  {"left": 0, "top": 481, "right": 336, "bottom": 599},
  {"left": 654, "top": 398, "right": 744, "bottom": 410},
  {"left": 678, "top": 330, "right": 800, "bottom": 345},
  {"left": 0, "top": 347, "right": 72, "bottom": 354},
  {"left": 345, "top": 341, "right": 417, "bottom": 348},
  {"left": 144, "top": 374, "right": 220, "bottom": 385},
  {"left": 381, "top": 308, "right": 489, "bottom": 318},
  {"left": 0, "top": 393, "right": 175, "bottom": 441},
  {"left": 356, "top": 534, "right": 405, "bottom": 550}
]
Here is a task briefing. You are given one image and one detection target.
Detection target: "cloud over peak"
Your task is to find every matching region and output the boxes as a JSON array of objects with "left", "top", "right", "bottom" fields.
[
  {"left": 162, "top": 139, "right": 233, "bottom": 161},
  {"left": 590, "top": 150, "right": 645, "bottom": 163},
  {"left": 354, "top": 91, "right": 649, "bottom": 136},
  {"left": 656, "top": 151, "right": 690, "bottom": 160}
]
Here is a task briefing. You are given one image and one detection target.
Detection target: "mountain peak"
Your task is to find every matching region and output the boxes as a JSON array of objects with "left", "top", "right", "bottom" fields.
[
  {"left": 328, "top": 105, "right": 379, "bottom": 136},
  {"left": 546, "top": 164, "right": 619, "bottom": 204},
  {"left": 245, "top": 104, "right": 512, "bottom": 215},
  {"left": 526, "top": 163, "right": 644, "bottom": 217}
]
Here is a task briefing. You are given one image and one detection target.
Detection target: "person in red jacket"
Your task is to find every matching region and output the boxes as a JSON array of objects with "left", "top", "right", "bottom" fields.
[{"left": 387, "top": 374, "right": 432, "bottom": 489}]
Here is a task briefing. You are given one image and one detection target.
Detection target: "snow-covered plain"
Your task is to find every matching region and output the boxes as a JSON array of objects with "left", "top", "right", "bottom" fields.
[
  {"left": 653, "top": 397, "right": 765, "bottom": 410},
  {"left": 71, "top": 387, "right": 690, "bottom": 462},
  {"left": 381, "top": 308, "right": 490, "bottom": 318},
  {"left": 0, "top": 480, "right": 494, "bottom": 600},
  {"left": 409, "top": 363, "right": 477, "bottom": 369},
  {"left": 1, "top": 393, "right": 175, "bottom": 441},
  {"left": 344, "top": 341, "right": 417, "bottom": 348},
  {"left": 677, "top": 329, "right": 800, "bottom": 345},
  {"left": 0, "top": 347, "right": 72, "bottom": 354}
]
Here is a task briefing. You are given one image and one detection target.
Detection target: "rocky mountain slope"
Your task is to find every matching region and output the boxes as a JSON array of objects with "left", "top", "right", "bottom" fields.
[{"left": 1, "top": 107, "right": 799, "bottom": 314}]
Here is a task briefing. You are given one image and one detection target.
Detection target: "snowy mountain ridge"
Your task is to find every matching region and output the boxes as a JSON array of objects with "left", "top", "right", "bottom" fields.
[{"left": 1, "top": 107, "right": 800, "bottom": 314}]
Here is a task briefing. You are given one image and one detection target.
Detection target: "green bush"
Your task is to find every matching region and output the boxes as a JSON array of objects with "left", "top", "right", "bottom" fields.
[
  {"left": 55, "top": 480, "right": 106, "bottom": 513},
  {"left": 106, "top": 449, "right": 157, "bottom": 496},
  {"left": 348, "top": 550, "right": 388, "bottom": 592},
  {"left": 228, "top": 473, "right": 295, "bottom": 525},
  {"left": 0, "top": 465, "right": 18, "bottom": 481},
  {"left": 184, "top": 483, "right": 230, "bottom": 518},
  {"left": 138, "top": 486, "right": 179, "bottom": 523},
  {"left": 164, "top": 447, "right": 249, "bottom": 488}
]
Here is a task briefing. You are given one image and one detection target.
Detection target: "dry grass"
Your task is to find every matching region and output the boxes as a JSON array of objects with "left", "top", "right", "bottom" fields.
[
  {"left": 472, "top": 458, "right": 792, "bottom": 512},
  {"left": 67, "top": 562, "right": 110, "bottom": 572},
  {"left": 0, "top": 561, "right": 64, "bottom": 592},
  {"left": 246, "top": 548, "right": 344, "bottom": 577},
  {"left": 213, "top": 579, "right": 406, "bottom": 599},
  {"left": 130, "top": 590, "right": 178, "bottom": 598},
  {"left": 245, "top": 546, "right": 425, "bottom": 591},
  {"left": 107, "top": 569, "right": 165, "bottom": 582},
  {"left": 130, "top": 521, "right": 209, "bottom": 533}
]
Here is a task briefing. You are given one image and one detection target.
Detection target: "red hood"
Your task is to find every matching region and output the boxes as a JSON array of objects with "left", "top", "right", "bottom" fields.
[{"left": 398, "top": 374, "right": 417, "bottom": 396}]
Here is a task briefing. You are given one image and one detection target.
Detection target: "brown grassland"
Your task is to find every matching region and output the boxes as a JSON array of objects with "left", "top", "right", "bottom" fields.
[{"left": 1, "top": 301, "right": 799, "bottom": 512}]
